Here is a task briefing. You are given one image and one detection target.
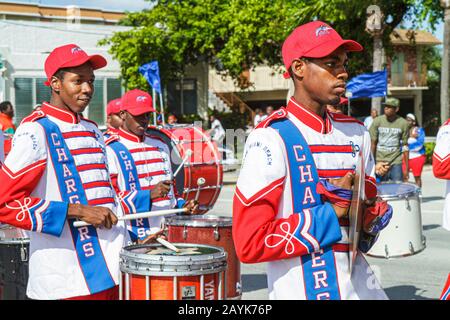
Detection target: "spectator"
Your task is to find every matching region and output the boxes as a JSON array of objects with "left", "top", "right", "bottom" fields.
[
  {"left": 364, "top": 107, "right": 378, "bottom": 130},
  {"left": 0, "top": 129, "right": 4, "bottom": 163},
  {"left": 265, "top": 105, "right": 274, "bottom": 117},
  {"left": 370, "top": 97, "right": 409, "bottom": 182},
  {"left": 0, "top": 101, "right": 16, "bottom": 157},
  {"left": 208, "top": 114, "right": 226, "bottom": 159},
  {"left": 167, "top": 114, "right": 178, "bottom": 125},
  {"left": 253, "top": 108, "right": 265, "bottom": 126},
  {"left": 403, "top": 113, "right": 426, "bottom": 188}
]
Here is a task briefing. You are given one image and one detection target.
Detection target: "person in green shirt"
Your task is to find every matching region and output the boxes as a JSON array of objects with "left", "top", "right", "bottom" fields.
[{"left": 369, "top": 97, "right": 409, "bottom": 182}]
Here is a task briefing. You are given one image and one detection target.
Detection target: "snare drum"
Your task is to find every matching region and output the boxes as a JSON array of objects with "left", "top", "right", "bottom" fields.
[
  {"left": 165, "top": 215, "right": 241, "bottom": 299},
  {"left": 367, "top": 182, "right": 426, "bottom": 258},
  {"left": 0, "top": 224, "right": 29, "bottom": 300},
  {"left": 119, "top": 243, "right": 227, "bottom": 300},
  {"left": 147, "top": 124, "right": 223, "bottom": 214}
]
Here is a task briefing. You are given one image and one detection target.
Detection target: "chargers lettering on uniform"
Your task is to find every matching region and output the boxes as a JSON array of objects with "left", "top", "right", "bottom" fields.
[
  {"left": 299, "top": 165, "right": 314, "bottom": 183},
  {"left": 303, "top": 186, "right": 316, "bottom": 204},
  {"left": 56, "top": 148, "right": 68, "bottom": 162}
]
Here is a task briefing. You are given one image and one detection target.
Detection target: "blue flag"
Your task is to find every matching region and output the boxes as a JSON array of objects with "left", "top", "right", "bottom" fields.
[
  {"left": 346, "top": 69, "right": 387, "bottom": 99},
  {"left": 139, "top": 61, "right": 161, "bottom": 94}
]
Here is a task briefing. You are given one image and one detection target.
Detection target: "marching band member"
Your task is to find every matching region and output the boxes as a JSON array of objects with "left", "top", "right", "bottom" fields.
[
  {"left": 232, "top": 21, "right": 392, "bottom": 300},
  {"left": 106, "top": 98, "right": 123, "bottom": 133},
  {"left": 0, "top": 44, "right": 159, "bottom": 300},
  {"left": 105, "top": 89, "right": 199, "bottom": 243},
  {"left": 432, "top": 118, "right": 450, "bottom": 300}
]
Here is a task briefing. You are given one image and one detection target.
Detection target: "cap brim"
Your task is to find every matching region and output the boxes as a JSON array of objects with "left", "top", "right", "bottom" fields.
[
  {"left": 126, "top": 108, "right": 157, "bottom": 116},
  {"left": 304, "top": 39, "right": 363, "bottom": 59}
]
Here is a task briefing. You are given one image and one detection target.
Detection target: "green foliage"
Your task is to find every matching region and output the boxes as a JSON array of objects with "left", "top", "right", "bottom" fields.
[
  {"left": 100, "top": 0, "right": 444, "bottom": 90},
  {"left": 424, "top": 141, "right": 435, "bottom": 164}
]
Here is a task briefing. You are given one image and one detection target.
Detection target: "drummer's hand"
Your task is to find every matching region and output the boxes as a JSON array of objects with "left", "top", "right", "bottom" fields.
[
  {"left": 150, "top": 180, "right": 172, "bottom": 200},
  {"left": 68, "top": 203, "right": 118, "bottom": 229},
  {"left": 403, "top": 171, "right": 410, "bottom": 182},
  {"left": 328, "top": 172, "right": 354, "bottom": 190},
  {"left": 138, "top": 229, "right": 167, "bottom": 245},
  {"left": 183, "top": 200, "right": 200, "bottom": 215}
]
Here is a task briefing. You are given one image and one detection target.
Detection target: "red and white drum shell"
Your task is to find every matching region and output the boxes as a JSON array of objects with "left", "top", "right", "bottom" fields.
[
  {"left": 147, "top": 124, "right": 223, "bottom": 214},
  {"left": 165, "top": 215, "right": 241, "bottom": 300},
  {"left": 119, "top": 243, "right": 227, "bottom": 300}
]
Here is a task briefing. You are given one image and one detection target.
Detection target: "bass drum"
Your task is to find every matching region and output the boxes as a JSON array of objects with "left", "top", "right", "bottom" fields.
[{"left": 147, "top": 124, "right": 223, "bottom": 214}]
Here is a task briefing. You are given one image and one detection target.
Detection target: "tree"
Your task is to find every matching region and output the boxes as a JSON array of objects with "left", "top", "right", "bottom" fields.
[{"left": 100, "top": 0, "right": 443, "bottom": 90}]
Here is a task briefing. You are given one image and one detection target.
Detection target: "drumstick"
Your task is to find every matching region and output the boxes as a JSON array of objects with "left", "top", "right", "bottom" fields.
[
  {"left": 194, "top": 177, "right": 206, "bottom": 202},
  {"left": 156, "top": 237, "right": 180, "bottom": 253},
  {"left": 73, "top": 208, "right": 188, "bottom": 228},
  {"left": 173, "top": 149, "right": 192, "bottom": 178}
]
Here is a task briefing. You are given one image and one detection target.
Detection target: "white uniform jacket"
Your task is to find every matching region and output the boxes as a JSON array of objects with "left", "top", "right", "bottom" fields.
[
  {"left": 105, "top": 128, "right": 185, "bottom": 240},
  {"left": 233, "top": 98, "right": 387, "bottom": 300},
  {"left": 433, "top": 119, "right": 450, "bottom": 231},
  {"left": 0, "top": 103, "right": 150, "bottom": 299}
]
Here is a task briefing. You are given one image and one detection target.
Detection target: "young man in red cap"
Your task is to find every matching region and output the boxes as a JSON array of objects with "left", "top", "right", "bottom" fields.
[
  {"left": 106, "top": 98, "right": 123, "bottom": 132},
  {"left": 0, "top": 44, "right": 161, "bottom": 300},
  {"left": 233, "top": 21, "right": 392, "bottom": 300},
  {"left": 105, "top": 89, "right": 199, "bottom": 242}
]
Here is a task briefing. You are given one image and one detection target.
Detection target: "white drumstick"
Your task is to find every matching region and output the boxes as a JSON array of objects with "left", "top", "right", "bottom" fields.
[
  {"left": 156, "top": 237, "right": 180, "bottom": 253},
  {"left": 173, "top": 149, "right": 192, "bottom": 178},
  {"left": 73, "top": 208, "right": 188, "bottom": 228},
  {"left": 194, "top": 177, "right": 206, "bottom": 202}
]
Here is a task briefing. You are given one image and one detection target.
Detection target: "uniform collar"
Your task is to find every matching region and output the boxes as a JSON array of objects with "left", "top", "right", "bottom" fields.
[
  {"left": 286, "top": 97, "right": 333, "bottom": 134},
  {"left": 41, "top": 102, "right": 80, "bottom": 124},
  {"left": 117, "top": 127, "right": 144, "bottom": 143}
]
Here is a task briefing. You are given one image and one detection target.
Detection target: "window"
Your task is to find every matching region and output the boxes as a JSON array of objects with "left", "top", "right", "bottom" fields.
[
  {"left": 167, "top": 78, "right": 197, "bottom": 115},
  {"left": 107, "top": 78, "right": 122, "bottom": 102},
  {"left": 36, "top": 78, "right": 51, "bottom": 106},
  {"left": 14, "top": 78, "right": 33, "bottom": 123},
  {"left": 87, "top": 79, "right": 104, "bottom": 125}
]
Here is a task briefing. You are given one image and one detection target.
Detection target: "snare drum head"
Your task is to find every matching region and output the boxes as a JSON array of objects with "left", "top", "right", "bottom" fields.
[
  {"left": 377, "top": 182, "right": 419, "bottom": 198},
  {"left": 132, "top": 244, "right": 219, "bottom": 256},
  {"left": 165, "top": 215, "right": 232, "bottom": 227}
]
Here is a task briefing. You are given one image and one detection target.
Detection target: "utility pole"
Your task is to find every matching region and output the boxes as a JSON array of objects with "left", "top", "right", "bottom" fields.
[
  {"left": 366, "top": 5, "right": 384, "bottom": 114},
  {"left": 441, "top": 0, "right": 450, "bottom": 123}
]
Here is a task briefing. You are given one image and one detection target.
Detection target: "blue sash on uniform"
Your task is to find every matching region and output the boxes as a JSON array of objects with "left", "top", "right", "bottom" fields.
[
  {"left": 108, "top": 140, "right": 150, "bottom": 241},
  {"left": 270, "top": 118, "right": 341, "bottom": 300},
  {"left": 37, "top": 117, "right": 115, "bottom": 294}
]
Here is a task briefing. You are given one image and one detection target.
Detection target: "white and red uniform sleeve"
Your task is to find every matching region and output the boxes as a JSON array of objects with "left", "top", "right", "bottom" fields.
[
  {"left": 0, "top": 122, "right": 67, "bottom": 236},
  {"left": 233, "top": 128, "right": 342, "bottom": 263},
  {"left": 433, "top": 120, "right": 450, "bottom": 179}
]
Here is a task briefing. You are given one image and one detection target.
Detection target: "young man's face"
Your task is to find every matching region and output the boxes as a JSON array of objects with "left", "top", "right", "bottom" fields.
[
  {"left": 121, "top": 111, "right": 152, "bottom": 136},
  {"left": 384, "top": 105, "right": 398, "bottom": 117},
  {"left": 294, "top": 47, "right": 349, "bottom": 106},
  {"left": 107, "top": 113, "right": 123, "bottom": 129},
  {"left": 51, "top": 63, "right": 95, "bottom": 113}
]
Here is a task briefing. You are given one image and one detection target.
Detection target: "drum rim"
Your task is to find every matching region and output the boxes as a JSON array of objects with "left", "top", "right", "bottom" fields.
[
  {"left": 165, "top": 215, "right": 232, "bottom": 227},
  {"left": 120, "top": 243, "right": 228, "bottom": 276},
  {"left": 0, "top": 239, "right": 30, "bottom": 244},
  {"left": 377, "top": 181, "right": 420, "bottom": 200}
]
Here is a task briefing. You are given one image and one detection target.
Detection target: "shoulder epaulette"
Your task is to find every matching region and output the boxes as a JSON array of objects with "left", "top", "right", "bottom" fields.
[
  {"left": 256, "top": 108, "right": 288, "bottom": 129},
  {"left": 105, "top": 133, "right": 120, "bottom": 146},
  {"left": 20, "top": 110, "right": 46, "bottom": 125}
]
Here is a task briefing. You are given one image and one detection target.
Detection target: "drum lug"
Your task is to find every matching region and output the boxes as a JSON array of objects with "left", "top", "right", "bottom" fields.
[
  {"left": 384, "top": 245, "right": 389, "bottom": 259},
  {"left": 20, "top": 243, "right": 28, "bottom": 262},
  {"left": 214, "top": 227, "right": 220, "bottom": 241},
  {"left": 183, "top": 225, "right": 188, "bottom": 240},
  {"left": 405, "top": 196, "right": 411, "bottom": 211}
]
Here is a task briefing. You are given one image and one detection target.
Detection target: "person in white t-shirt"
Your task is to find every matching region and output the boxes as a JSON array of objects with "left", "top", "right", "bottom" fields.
[
  {"left": 208, "top": 114, "right": 226, "bottom": 159},
  {"left": 364, "top": 107, "right": 378, "bottom": 130}
]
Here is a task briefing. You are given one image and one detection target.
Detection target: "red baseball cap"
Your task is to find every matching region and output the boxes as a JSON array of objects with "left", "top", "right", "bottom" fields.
[
  {"left": 44, "top": 44, "right": 107, "bottom": 86},
  {"left": 120, "top": 89, "right": 155, "bottom": 116},
  {"left": 282, "top": 21, "right": 363, "bottom": 78},
  {"left": 106, "top": 98, "right": 122, "bottom": 115},
  {"left": 338, "top": 97, "right": 348, "bottom": 106}
]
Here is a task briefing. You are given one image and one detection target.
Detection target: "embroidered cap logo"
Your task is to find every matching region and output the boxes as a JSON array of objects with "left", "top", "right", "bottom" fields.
[
  {"left": 315, "top": 25, "right": 332, "bottom": 37},
  {"left": 136, "top": 96, "right": 148, "bottom": 102},
  {"left": 71, "top": 47, "right": 83, "bottom": 54}
]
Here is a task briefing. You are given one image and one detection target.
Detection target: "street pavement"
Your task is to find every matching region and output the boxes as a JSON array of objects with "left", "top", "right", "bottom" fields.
[{"left": 208, "top": 166, "right": 450, "bottom": 300}]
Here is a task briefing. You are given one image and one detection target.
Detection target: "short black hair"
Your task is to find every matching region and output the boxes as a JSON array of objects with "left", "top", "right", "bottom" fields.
[{"left": 0, "top": 101, "right": 12, "bottom": 113}]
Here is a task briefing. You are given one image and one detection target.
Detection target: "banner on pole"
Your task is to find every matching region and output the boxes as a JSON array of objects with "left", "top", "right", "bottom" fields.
[
  {"left": 346, "top": 69, "right": 387, "bottom": 99},
  {"left": 139, "top": 61, "right": 162, "bottom": 94}
]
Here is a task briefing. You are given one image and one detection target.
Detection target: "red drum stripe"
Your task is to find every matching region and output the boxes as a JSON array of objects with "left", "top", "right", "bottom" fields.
[{"left": 71, "top": 148, "right": 103, "bottom": 155}]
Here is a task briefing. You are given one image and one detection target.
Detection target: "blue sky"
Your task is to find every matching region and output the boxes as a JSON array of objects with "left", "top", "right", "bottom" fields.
[{"left": 3, "top": 1, "right": 445, "bottom": 42}]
